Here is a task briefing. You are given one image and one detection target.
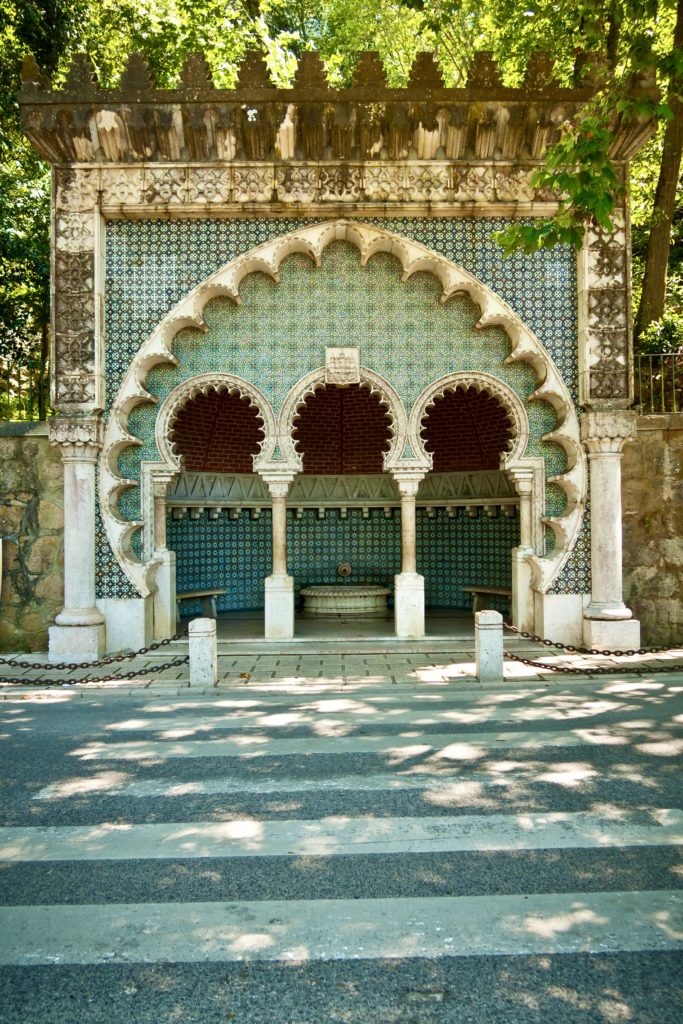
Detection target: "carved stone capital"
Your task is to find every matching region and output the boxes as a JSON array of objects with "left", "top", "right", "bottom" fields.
[
  {"left": 506, "top": 466, "right": 534, "bottom": 496},
  {"left": 580, "top": 409, "right": 637, "bottom": 456},
  {"left": 392, "top": 471, "right": 425, "bottom": 497},
  {"left": 49, "top": 416, "right": 103, "bottom": 460},
  {"left": 260, "top": 472, "right": 295, "bottom": 498}
]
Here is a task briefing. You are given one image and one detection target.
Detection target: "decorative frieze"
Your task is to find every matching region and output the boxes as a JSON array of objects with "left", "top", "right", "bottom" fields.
[
  {"left": 578, "top": 212, "right": 631, "bottom": 403},
  {"left": 57, "top": 162, "right": 567, "bottom": 211},
  {"left": 144, "top": 167, "right": 188, "bottom": 204},
  {"left": 55, "top": 210, "right": 95, "bottom": 251},
  {"left": 101, "top": 167, "right": 144, "bottom": 204}
]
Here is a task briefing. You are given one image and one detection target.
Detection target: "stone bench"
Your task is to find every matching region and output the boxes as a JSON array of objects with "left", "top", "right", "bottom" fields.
[
  {"left": 176, "top": 588, "right": 227, "bottom": 623},
  {"left": 462, "top": 586, "right": 512, "bottom": 613}
]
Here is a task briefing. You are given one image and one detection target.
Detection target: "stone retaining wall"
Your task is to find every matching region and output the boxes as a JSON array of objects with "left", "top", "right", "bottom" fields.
[
  {"left": 623, "top": 413, "right": 683, "bottom": 647},
  {"left": 0, "top": 424, "right": 63, "bottom": 652}
]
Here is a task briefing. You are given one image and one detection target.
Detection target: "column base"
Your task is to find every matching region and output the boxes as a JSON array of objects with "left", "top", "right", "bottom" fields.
[
  {"left": 48, "top": 623, "right": 106, "bottom": 664},
  {"left": 265, "top": 575, "right": 295, "bottom": 640},
  {"left": 394, "top": 572, "right": 425, "bottom": 639},
  {"left": 584, "top": 601, "right": 632, "bottom": 621},
  {"left": 583, "top": 617, "right": 641, "bottom": 651}
]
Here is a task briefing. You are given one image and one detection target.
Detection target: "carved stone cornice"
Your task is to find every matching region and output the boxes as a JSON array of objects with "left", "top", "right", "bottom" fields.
[
  {"left": 580, "top": 409, "right": 637, "bottom": 455},
  {"left": 49, "top": 416, "right": 103, "bottom": 460},
  {"left": 19, "top": 50, "right": 656, "bottom": 167}
]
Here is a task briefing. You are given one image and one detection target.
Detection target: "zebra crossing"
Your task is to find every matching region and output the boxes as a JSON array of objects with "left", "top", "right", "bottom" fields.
[{"left": 0, "top": 670, "right": 682, "bottom": 1021}]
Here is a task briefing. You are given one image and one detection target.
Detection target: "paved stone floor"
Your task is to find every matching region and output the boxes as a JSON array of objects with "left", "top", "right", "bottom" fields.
[{"left": 0, "top": 644, "right": 681, "bottom": 1022}]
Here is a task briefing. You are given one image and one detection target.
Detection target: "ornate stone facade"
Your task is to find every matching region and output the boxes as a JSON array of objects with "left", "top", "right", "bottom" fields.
[
  {"left": 578, "top": 214, "right": 632, "bottom": 404},
  {"left": 17, "top": 48, "right": 654, "bottom": 654}
]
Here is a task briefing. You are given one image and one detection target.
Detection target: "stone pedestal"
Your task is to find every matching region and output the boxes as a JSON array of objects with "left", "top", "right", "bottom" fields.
[
  {"left": 265, "top": 574, "right": 295, "bottom": 639},
  {"left": 189, "top": 617, "right": 217, "bottom": 687},
  {"left": 583, "top": 617, "right": 642, "bottom": 651},
  {"left": 48, "top": 418, "right": 106, "bottom": 663},
  {"left": 475, "top": 609, "right": 504, "bottom": 682},
  {"left": 394, "top": 572, "right": 425, "bottom": 639},
  {"left": 581, "top": 410, "right": 640, "bottom": 650},
  {"left": 154, "top": 549, "right": 177, "bottom": 640}
]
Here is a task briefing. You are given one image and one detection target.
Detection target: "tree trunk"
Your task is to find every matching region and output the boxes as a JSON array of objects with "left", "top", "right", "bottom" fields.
[{"left": 634, "top": 0, "right": 683, "bottom": 342}]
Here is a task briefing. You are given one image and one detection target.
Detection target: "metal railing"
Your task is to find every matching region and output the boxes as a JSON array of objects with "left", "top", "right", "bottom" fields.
[
  {"left": 636, "top": 352, "right": 682, "bottom": 414},
  {"left": 0, "top": 356, "right": 49, "bottom": 422}
]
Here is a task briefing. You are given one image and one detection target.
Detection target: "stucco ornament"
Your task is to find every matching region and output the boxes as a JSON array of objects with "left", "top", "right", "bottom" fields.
[{"left": 101, "top": 219, "right": 585, "bottom": 597}]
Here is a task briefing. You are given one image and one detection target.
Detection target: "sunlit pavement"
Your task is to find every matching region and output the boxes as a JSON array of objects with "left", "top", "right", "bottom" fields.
[{"left": 0, "top": 660, "right": 681, "bottom": 1022}]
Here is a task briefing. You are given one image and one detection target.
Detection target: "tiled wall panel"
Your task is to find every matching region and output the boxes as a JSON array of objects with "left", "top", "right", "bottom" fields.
[
  {"left": 102, "top": 216, "right": 588, "bottom": 600},
  {"left": 167, "top": 506, "right": 519, "bottom": 614}
]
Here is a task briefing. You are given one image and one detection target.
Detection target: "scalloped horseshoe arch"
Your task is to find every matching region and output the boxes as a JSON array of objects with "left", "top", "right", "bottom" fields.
[
  {"left": 155, "top": 373, "right": 277, "bottom": 471},
  {"left": 279, "top": 367, "right": 408, "bottom": 472},
  {"left": 409, "top": 372, "right": 529, "bottom": 466},
  {"left": 100, "top": 218, "right": 586, "bottom": 597}
]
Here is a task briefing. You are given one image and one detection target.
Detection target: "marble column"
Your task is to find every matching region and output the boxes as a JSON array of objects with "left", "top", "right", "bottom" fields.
[
  {"left": 393, "top": 472, "right": 426, "bottom": 639},
  {"left": 48, "top": 417, "right": 106, "bottom": 663},
  {"left": 262, "top": 473, "right": 295, "bottom": 640},
  {"left": 507, "top": 466, "right": 535, "bottom": 632},
  {"left": 581, "top": 410, "right": 640, "bottom": 648},
  {"left": 151, "top": 473, "right": 177, "bottom": 641}
]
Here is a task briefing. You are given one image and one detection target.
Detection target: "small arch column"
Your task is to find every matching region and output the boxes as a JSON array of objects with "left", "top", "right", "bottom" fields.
[
  {"left": 392, "top": 470, "right": 426, "bottom": 639},
  {"left": 150, "top": 471, "right": 178, "bottom": 641},
  {"left": 506, "top": 464, "right": 536, "bottom": 632},
  {"left": 261, "top": 471, "right": 296, "bottom": 640}
]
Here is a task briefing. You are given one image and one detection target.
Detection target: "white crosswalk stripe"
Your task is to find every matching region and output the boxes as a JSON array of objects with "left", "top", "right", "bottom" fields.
[{"left": 1, "top": 677, "right": 681, "bottom": 990}]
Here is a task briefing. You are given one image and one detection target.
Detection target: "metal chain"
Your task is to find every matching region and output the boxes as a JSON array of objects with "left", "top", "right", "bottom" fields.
[
  {"left": 503, "top": 621, "right": 674, "bottom": 658},
  {"left": 504, "top": 649, "right": 682, "bottom": 676},
  {"left": 0, "top": 654, "right": 190, "bottom": 688},
  {"left": 0, "top": 630, "right": 188, "bottom": 672}
]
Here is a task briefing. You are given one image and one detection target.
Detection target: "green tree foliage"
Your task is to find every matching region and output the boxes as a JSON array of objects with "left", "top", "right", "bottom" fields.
[{"left": 0, "top": 0, "right": 680, "bottom": 420}]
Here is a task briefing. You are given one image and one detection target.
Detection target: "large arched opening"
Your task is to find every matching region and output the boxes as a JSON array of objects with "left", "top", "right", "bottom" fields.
[{"left": 416, "top": 383, "right": 521, "bottom": 620}]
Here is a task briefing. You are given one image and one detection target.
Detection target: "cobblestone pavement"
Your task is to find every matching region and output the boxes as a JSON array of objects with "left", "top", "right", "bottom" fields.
[{"left": 2, "top": 634, "right": 683, "bottom": 695}]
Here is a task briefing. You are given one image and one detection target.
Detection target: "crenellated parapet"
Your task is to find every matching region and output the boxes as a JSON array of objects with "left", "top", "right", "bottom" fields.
[{"left": 19, "top": 49, "right": 656, "bottom": 168}]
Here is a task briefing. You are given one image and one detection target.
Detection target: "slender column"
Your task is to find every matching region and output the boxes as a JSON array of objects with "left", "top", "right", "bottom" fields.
[
  {"left": 393, "top": 471, "right": 425, "bottom": 639},
  {"left": 507, "top": 466, "right": 535, "bottom": 631},
  {"left": 262, "top": 473, "right": 295, "bottom": 640},
  {"left": 580, "top": 410, "right": 640, "bottom": 648},
  {"left": 48, "top": 417, "right": 105, "bottom": 663},
  {"left": 270, "top": 490, "right": 288, "bottom": 576},
  {"left": 151, "top": 473, "right": 177, "bottom": 641}
]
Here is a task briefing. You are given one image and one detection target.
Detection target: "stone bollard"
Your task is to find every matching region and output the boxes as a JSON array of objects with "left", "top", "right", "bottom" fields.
[
  {"left": 475, "top": 609, "right": 504, "bottom": 682},
  {"left": 188, "top": 617, "right": 218, "bottom": 687}
]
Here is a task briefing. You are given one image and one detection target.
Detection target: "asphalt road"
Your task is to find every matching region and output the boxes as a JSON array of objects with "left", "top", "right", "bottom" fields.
[{"left": 0, "top": 673, "right": 681, "bottom": 1023}]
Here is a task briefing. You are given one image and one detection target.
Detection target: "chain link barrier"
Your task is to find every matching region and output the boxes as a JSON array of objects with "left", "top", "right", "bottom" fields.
[
  {"left": 0, "top": 630, "right": 188, "bottom": 672},
  {"left": 0, "top": 655, "right": 191, "bottom": 688},
  {"left": 0, "top": 630, "right": 190, "bottom": 687},
  {"left": 503, "top": 622, "right": 683, "bottom": 676}
]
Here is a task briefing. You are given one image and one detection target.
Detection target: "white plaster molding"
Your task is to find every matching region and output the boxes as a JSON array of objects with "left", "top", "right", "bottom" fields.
[
  {"left": 279, "top": 365, "right": 408, "bottom": 473},
  {"left": 101, "top": 219, "right": 585, "bottom": 596}
]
